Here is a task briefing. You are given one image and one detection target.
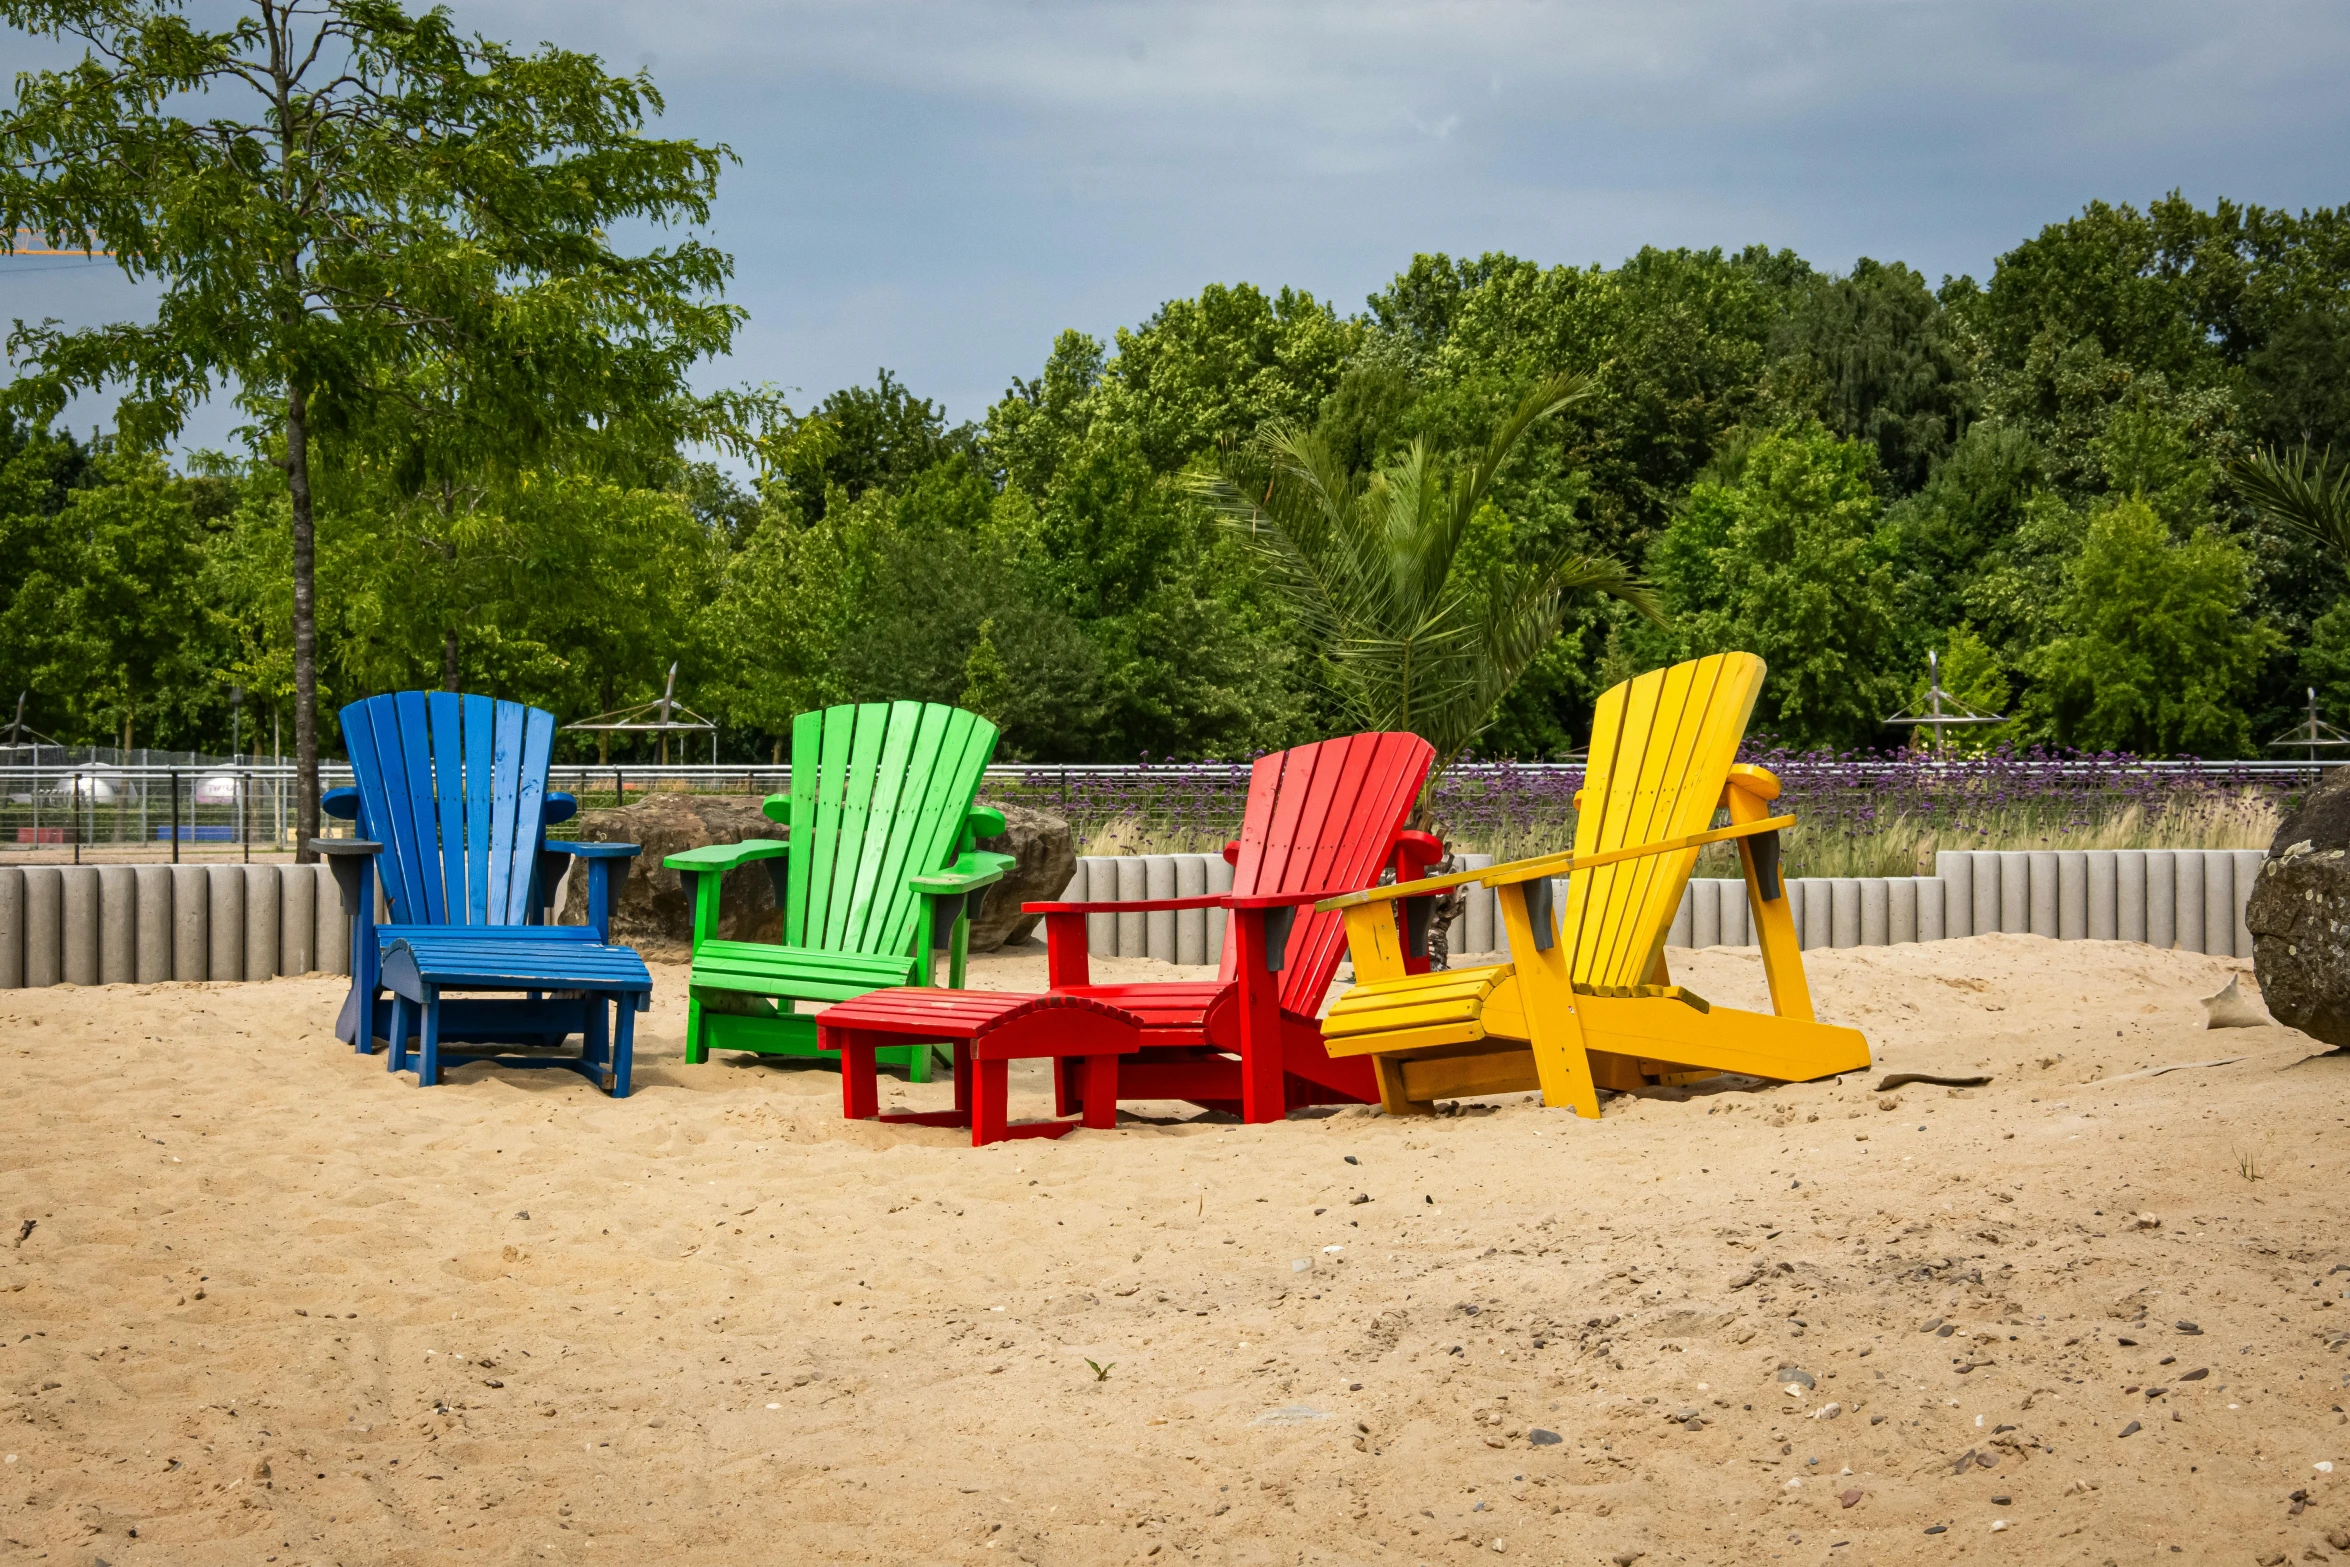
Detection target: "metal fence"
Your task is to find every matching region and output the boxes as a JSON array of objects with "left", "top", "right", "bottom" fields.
[{"left": 3, "top": 753, "right": 2339, "bottom": 864}]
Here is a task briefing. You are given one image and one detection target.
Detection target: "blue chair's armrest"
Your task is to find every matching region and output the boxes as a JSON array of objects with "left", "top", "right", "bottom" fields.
[
  {"left": 543, "top": 841, "right": 641, "bottom": 859},
  {"left": 307, "top": 839, "right": 382, "bottom": 913},
  {"left": 321, "top": 788, "right": 361, "bottom": 822},
  {"left": 542, "top": 792, "right": 579, "bottom": 826}
]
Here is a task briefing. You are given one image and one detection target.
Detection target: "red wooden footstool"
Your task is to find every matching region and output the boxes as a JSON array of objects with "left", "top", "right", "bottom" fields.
[{"left": 815, "top": 989, "right": 1142, "bottom": 1146}]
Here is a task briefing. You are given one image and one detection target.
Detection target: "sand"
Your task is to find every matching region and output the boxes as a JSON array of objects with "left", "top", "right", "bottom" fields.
[{"left": 3, "top": 933, "right": 2346, "bottom": 1566}]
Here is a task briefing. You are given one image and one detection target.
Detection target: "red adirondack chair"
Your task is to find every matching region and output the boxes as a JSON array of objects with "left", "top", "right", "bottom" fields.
[{"left": 1024, "top": 732, "right": 1444, "bottom": 1124}]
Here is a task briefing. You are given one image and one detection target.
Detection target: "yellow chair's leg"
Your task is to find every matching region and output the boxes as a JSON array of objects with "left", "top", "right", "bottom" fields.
[
  {"left": 1729, "top": 787, "right": 1815, "bottom": 1023},
  {"left": 1372, "top": 1055, "right": 1431, "bottom": 1116},
  {"left": 1496, "top": 882, "right": 1601, "bottom": 1119}
]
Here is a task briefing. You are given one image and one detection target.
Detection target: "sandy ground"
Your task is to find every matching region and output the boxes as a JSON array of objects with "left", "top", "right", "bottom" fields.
[{"left": 3, "top": 934, "right": 2347, "bottom": 1567}]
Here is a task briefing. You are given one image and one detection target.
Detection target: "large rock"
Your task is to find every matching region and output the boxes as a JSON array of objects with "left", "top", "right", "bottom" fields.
[
  {"left": 557, "top": 792, "right": 781, "bottom": 951},
  {"left": 553, "top": 791, "right": 1075, "bottom": 954},
  {"left": 968, "top": 799, "right": 1077, "bottom": 951},
  {"left": 2248, "top": 767, "right": 2350, "bottom": 1049}
]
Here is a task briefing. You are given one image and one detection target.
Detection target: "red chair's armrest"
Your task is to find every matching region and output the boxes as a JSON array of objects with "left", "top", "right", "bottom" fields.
[
  {"left": 1041, "top": 909, "right": 1091, "bottom": 988},
  {"left": 1022, "top": 895, "right": 1232, "bottom": 915}
]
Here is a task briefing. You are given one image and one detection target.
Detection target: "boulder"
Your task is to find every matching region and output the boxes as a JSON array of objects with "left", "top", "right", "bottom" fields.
[
  {"left": 967, "top": 799, "right": 1078, "bottom": 951},
  {"left": 552, "top": 790, "right": 1075, "bottom": 954},
  {"left": 557, "top": 792, "right": 781, "bottom": 951},
  {"left": 2247, "top": 767, "right": 2350, "bottom": 1049}
]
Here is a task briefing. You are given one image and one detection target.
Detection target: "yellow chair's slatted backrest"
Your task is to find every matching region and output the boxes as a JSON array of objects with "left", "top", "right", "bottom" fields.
[{"left": 1561, "top": 653, "right": 1766, "bottom": 989}]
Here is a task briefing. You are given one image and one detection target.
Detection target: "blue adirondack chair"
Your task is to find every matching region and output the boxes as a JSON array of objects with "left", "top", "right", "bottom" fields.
[{"left": 312, "top": 691, "right": 652, "bottom": 1096}]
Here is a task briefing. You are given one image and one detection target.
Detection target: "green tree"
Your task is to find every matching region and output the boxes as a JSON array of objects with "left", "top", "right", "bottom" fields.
[
  {"left": 2020, "top": 499, "right": 2277, "bottom": 756},
  {"left": 2, "top": 0, "right": 741, "bottom": 851},
  {"left": 1644, "top": 422, "right": 1901, "bottom": 748},
  {"left": 1765, "top": 257, "right": 1973, "bottom": 493},
  {"left": 1190, "top": 376, "right": 1654, "bottom": 791}
]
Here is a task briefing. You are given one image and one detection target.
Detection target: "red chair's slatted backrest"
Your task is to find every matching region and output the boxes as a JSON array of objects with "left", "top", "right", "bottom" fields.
[{"left": 1221, "top": 732, "right": 1435, "bottom": 1014}]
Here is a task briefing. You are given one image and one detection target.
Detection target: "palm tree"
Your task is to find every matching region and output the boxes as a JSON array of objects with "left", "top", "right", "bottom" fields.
[
  {"left": 1187, "top": 374, "right": 1660, "bottom": 801},
  {"left": 2233, "top": 444, "right": 2350, "bottom": 582}
]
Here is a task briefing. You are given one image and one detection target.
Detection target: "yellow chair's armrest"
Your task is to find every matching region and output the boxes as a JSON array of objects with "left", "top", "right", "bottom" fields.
[{"left": 1724, "top": 763, "right": 1782, "bottom": 803}]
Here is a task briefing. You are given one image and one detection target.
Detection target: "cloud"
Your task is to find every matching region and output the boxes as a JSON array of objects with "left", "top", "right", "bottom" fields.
[{"left": 8, "top": 0, "right": 2349, "bottom": 445}]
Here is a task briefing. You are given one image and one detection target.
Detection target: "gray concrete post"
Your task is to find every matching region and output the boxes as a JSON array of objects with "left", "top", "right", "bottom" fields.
[
  {"left": 2115, "top": 851, "right": 2147, "bottom": 944},
  {"left": 2084, "top": 851, "right": 2117, "bottom": 941},
  {"left": 1831, "top": 878, "right": 1863, "bottom": 948},
  {"left": 1669, "top": 884, "right": 1695, "bottom": 948},
  {"left": 1142, "top": 855, "right": 1177, "bottom": 964},
  {"left": 1790, "top": 880, "right": 1824, "bottom": 950},
  {"left": 314, "top": 865, "right": 348, "bottom": 976},
  {"left": 1174, "top": 854, "right": 1208, "bottom": 966},
  {"left": 1461, "top": 855, "right": 1495, "bottom": 954},
  {"left": 22, "top": 868, "right": 62, "bottom": 988},
  {"left": 1205, "top": 853, "right": 1234, "bottom": 961},
  {"left": 170, "top": 864, "right": 209, "bottom": 981},
  {"left": 1114, "top": 857, "right": 1146, "bottom": 960},
  {"left": 279, "top": 864, "right": 315, "bottom": 975},
  {"left": 2056, "top": 852, "right": 2087, "bottom": 940},
  {"left": 1935, "top": 852, "right": 1974, "bottom": 939},
  {"left": 2027, "top": 852, "right": 2060, "bottom": 938},
  {"left": 2200, "top": 851, "right": 2234, "bottom": 958},
  {"left": 96, "top": 866, "right": 136, "bottom": 983},
  {"left": 0, "top": 868, "right": 23, "bottom": 988},
  {"left": 1076, "top": 858, "right": 1113, "bottom": 958},
  {"left": 2144, "top": 851, "right": 2175, "bottom": 950},
  {"left": 2173, "top": 851, "right": 2204, "bottom": 954},
  {"left": 1917, "top": 878, "right": 1947, "bottom": 943},
  {"left": 2232, "top": 850, "right": 2264, "bottom": 959},
  {"left": 59, "top": 866, "right": 100, "bottom": 985},
  {"left": 1690, "top": 876, "right": 1721, "bottom": 950},
  {"left": 1998, "top": 851, "right": 2031, "bottom": 933},
  {"left": 207, "top": 866, "right": 244, "bottom": 981},
  {"left": 134, "top": 865, "right": 172, "bottom": 983},
  {"left": 1887, "top": 878, "right": 1915, "bottom": 944},
  {"left": 243, "top": 865, "right": 279, "bottom": 982},
  {"left": 1721, "top": 876, "right": 1750, "bottom": 948}
]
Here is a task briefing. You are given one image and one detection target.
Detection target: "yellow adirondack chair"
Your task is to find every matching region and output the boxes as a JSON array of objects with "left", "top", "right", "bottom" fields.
[{"left": 1315, "top": 652, "right": 1870, "bottom": 1117}]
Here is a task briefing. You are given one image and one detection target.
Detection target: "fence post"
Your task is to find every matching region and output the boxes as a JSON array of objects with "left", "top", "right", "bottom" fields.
[{"left": 170, "top": 770, "right": 180, "bottom": 864}]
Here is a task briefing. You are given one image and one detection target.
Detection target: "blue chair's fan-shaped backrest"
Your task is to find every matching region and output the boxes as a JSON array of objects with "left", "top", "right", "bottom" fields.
[{"left": 339, "top": 692, "right": 558, "bottom": 927}]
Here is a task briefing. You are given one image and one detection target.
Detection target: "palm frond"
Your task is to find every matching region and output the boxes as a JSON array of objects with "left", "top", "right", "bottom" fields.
[
  {"left": 2232, "top": 444, "right": 2350, "bottom": 575},
  {"left": 1196, "top": 371, "right": 1645, "bottom": 773}
]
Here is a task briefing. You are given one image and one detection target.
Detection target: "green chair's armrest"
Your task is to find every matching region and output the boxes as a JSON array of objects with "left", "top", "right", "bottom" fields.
[
  {"left": 543, "top": 841, "right": 641, "bottom": 859},
  {"left": 966, "top": 804, "right": 1007, "bottom": 839},
  {"left": 664, "top": 839, "right": 790, "bottom": 874},
  {"left": 910, "top": 851, "right": 1015, "bottom": 896},
  {"left": 760, "top": 793, "right": 792, "bottom": 826}
]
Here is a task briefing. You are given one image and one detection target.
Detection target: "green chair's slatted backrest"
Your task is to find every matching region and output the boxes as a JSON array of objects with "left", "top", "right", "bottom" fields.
[
  {"left": 779, "top": 702, "right": 1000, "bottom": 956},
  {"left": 1558, "top": 653, "right": 1766, "bottom": 989}
]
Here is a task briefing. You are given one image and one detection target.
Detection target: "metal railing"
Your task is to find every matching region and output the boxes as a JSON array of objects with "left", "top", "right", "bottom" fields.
[{"left": 3, "top": 753, "right": 2335, "bottom": 864}]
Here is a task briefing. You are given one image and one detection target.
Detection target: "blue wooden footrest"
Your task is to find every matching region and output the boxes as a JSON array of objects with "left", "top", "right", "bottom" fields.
[{"left": 380, "top": 934, "right": 654, "bottom": 1098}]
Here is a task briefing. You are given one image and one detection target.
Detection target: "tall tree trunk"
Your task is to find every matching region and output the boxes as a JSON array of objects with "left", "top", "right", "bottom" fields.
[
  {"left": 288, "top": 383, "right": 320, "bottom": 862},
  {"left": 443, "top": 628, "right": 460, "bottom": 693}
]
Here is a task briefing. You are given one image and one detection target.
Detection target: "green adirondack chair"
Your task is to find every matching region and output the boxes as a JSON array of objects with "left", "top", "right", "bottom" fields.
[{"left": 665, "top": 701, "right": 1014, "bottom": 1078}]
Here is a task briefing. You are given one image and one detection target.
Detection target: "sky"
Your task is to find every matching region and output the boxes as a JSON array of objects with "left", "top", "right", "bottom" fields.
[{"left": 6, "top": 0, "right": 2350, "bottom": 456}]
